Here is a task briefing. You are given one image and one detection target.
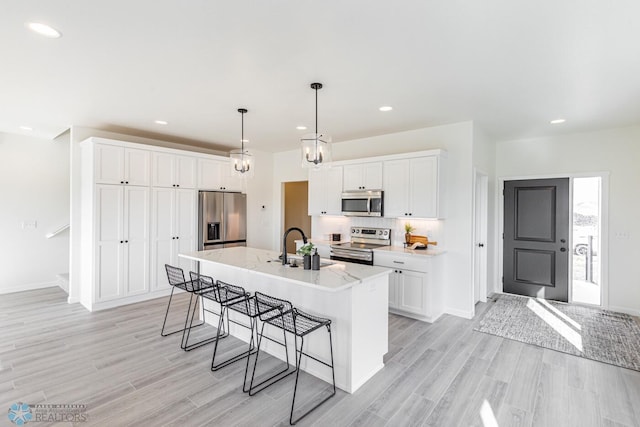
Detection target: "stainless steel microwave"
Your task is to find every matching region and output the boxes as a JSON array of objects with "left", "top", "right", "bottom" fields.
[{"left": 341, "top": 190, "right": 383, "bottom": 217}]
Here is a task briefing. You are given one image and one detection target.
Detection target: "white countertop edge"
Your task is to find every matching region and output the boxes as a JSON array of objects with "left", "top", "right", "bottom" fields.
[{"left": 178, "top": 251, "right": 393, "bottom": 293}]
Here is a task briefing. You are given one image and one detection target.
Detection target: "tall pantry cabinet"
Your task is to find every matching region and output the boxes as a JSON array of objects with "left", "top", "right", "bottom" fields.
[{"left": 79, "top": 137, "right": 232, "bottom": 311}]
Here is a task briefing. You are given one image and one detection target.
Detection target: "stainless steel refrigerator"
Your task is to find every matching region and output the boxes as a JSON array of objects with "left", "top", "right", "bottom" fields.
[{"left": 198, "top": 191, "right": 247, "bottom": 250}]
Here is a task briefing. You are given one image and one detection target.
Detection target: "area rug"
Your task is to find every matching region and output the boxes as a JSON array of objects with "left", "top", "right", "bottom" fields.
[{"left": 474, "top": 294, "right": 640, "bottom": 371}]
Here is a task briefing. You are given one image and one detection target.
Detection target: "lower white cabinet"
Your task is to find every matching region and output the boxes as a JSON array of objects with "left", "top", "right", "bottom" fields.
[
  {"left": 374, "top": 250, "right": 443, "bottom": 322},
  {"left": 151, "top": 188, "right": 197, "bottom": 291},
  {"left": 95, "top": 185, "right": 150, "bottom": 302}
]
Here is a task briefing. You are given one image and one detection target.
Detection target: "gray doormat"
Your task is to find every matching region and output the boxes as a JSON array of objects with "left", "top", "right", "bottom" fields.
[{"left": 474, "top": 294, "right": 640, "bottom": 371}]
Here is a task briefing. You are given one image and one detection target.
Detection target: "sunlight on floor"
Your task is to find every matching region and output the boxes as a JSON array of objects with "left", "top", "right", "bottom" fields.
[
  {"left": 480, "top": 399, "right": 499, "bottom": 427},
  {"left": 526, "top": 298, "right": 583, "bottom": 352},
  {"left": 537, "top": 298, "right": 581, "bottom": 330}
]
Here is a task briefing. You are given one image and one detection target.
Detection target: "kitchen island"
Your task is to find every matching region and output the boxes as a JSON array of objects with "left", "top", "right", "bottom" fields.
[{"left": 179, "top": 246, "right": 392, "bottom": 393}]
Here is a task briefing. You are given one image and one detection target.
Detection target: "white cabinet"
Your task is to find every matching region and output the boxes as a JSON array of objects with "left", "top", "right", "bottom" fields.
[
  {"left": 308, "top": 166, "right": 343, "bottom": 215},
  {"left": 374, "top": 250, "right": 443, "bottom": 322},
  {"left": 343, "top": 162, "right": 383, "bottom": 191},
  {"left": 152, "top": 153, "right": 197, "bottom": 189},
  {"left": 383, "top": 155, "right": 443, "bottom": 218},
  {"left": 95, "top": 185, "right": 150, "bottom": 302},
  {"left": 151, "top": 188, "right": 197, "bottom": 291},
  {"left": 197, "top": 158, "right": 243, "bottom": 191},
  {"left": 95, "top": 144, "right": 151, "bottom": 186}
]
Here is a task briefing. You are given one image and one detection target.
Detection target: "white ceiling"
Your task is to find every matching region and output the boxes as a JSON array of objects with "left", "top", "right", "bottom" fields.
[{"left": 2, "top": 1, "right": 640, "bottom": 152}]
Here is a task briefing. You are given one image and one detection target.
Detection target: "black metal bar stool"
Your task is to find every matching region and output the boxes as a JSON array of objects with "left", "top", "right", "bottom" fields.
[
  {"left": 248, "top": 291, "right": 336, "bottom": 425},
  {"left": 160, "top": 264, "right": 214, "bottom": 338},
  {"left": 189, "top": 274, "right": 259, "bottom": 370}
]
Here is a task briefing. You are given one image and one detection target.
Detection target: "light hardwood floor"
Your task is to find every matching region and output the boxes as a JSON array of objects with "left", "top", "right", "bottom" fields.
[{"left": 1, "top": 287, "right": 639, "bottom": 426}]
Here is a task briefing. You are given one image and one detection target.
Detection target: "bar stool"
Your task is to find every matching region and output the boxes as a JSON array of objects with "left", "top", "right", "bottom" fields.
[
  {"left": 160, "top": 264, "right": 214, "bottom": 339},
  {"left": 248, "top": 291, "right": 336, "bottom": 425},
  {"left": 189, "top": 274, "right": 258, "bottom": 370}
]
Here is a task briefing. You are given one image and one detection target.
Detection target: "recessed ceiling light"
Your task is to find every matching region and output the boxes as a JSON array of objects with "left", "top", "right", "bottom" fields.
[
  {"left": 19, "top": 125, "right": 33, "bottom": 131},
  {"left": 296, "top": 126, "right": 307, "bottom": 130},
  {"left": 550, "top": 119, "right": 566, "bottom": 124},
  {"left": 154, "top": 120, "right": 168, "bottom": 125},
  {"left": 26, "top": 22, "right": 62, "bottom": 38},
  {"left": 379, "top": 106, "right": 393, "bottom": 112}
]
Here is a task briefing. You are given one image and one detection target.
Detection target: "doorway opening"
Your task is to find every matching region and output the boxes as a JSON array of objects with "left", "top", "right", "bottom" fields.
[
  {"left": 283, "top": 181, "right": 311, "bottom": 255},
  {"left": 571, "top": 177, "right": 601, "bottom": 306}
]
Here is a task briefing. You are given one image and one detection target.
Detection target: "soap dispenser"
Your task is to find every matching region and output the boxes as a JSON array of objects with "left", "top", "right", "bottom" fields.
[{"left": 311, "top": 248, "right": 320, "bottom": 270}]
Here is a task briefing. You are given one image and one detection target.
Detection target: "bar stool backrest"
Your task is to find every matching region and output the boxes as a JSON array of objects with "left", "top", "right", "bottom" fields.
[
  {"left": 216, "top": 280, "right": 248, "bottom": 304},
  {"left": 254, "top": 291, "right": 293, "bottom": 324},
  {"left": 165, "top": 264, "right": 187, "bottom": 288},
  {"left": 188, "top": 271, "right": 218, "bottom": 297}
]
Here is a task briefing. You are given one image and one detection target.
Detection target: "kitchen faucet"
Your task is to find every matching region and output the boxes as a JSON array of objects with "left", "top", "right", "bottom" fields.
[{"left": 282, "top": 227, "right": 308, "bottom": 265}]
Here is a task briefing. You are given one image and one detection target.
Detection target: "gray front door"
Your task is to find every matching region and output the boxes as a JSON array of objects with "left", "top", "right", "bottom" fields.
[{"left": 503, "top": 178, "right": 570, "bottom": 302}]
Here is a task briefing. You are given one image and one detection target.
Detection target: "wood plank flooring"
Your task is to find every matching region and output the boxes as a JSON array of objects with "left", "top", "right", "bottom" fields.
[{"left": 1, "top": 287, "right": 639, "bottom": 426}]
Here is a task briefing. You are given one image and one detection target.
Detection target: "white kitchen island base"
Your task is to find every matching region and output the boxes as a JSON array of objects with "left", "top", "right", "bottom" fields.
[{"left": 180, "top": 247, "right": 391, "bottom": 393}]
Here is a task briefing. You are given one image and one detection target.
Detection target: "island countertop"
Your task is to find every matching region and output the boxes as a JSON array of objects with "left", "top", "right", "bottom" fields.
[{"left": 179, "top": 246, "right": 392, "bottom": 292}]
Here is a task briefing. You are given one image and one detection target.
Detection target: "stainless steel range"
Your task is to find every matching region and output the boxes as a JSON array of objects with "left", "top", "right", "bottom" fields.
[{"left": 330, "top": 227, "right": 391, "bottom": 265}]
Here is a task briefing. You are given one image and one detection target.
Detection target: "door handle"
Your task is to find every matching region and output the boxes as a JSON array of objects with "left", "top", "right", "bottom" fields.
[
  {"left": 560, "top": 239, "right": 566, "bottom": 243},
  {"left": 560, "top": 247, "right": 567, "bottom": 252},
  {"left": 478, "top": 243, "right": 484, "bottom": 247}
]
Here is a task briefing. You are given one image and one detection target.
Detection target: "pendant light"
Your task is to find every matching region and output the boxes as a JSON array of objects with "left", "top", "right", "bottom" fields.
[
  {"left": 301, "top": 82, "right": 332, "bottom": 168},
  {"left": 229, "top": 108, "right": 254, "bottom": 178}
]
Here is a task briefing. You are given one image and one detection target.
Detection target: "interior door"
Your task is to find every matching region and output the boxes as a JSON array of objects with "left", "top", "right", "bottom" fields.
[{"left": 504, "top": 178, "right": 570, "bottom": 302}]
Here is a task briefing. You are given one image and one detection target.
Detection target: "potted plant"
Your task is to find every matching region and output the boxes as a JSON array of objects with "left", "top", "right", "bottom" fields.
[
  {"left": 404, "top": 223, "right": 415, "bottom": 245},
  {"left": 297, "top": 243, "right": 315, "bottom": 270}
]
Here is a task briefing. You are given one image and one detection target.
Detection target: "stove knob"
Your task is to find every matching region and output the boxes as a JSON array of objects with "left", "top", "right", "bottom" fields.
[
  {"left": 351, "top": 228, "right": 357, "bottom": 234},
  {"left": 384, "top": 230, "right": 389, "bottom": 236},
  {"left": 379, "top": 230, "right": 383, "bottom": 235}
]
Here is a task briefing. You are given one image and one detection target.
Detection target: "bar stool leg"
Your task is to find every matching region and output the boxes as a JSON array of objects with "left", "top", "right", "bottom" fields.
[
  {"left": 180, "top": 293, "right": 199, "bottom": 349},
  {"left": 289, "top": 325, "right": 336, "bottom": 425},
  {"left": 248, "top": 320, "right": 295, "bottom": 396}
]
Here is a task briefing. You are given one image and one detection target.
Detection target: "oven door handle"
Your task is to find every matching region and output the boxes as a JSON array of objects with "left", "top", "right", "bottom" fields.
[
  {"left": 330, "top": 249, "right": 373, "bottom": 261},
  {"left": 367, "top": 197, "right": 371, "bottom": 214}
]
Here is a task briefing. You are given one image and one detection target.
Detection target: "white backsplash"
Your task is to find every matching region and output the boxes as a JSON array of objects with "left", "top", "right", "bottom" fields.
[{"left": 312, "top": 216, "right": 444, "bottom": 248}]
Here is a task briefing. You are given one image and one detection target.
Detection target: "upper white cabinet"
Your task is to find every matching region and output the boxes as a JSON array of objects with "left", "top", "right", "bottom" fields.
[
  {"left": 153, "top": 152, "right": 197, "bottom": 189},
  {"left": 95, "top": 144, "right": 150, "bottom": 186},
  {"left": 343, "top": 162, "right": 383, "bottom": 191},
  {"left": 308, "top": 166, "right": 343, "bottom": 215},
  {"left": 197, "top": 158, "right": 243, "bottom": 192},
  {"left": 383, "top": 155, "right": 443, "bottom": 218}
]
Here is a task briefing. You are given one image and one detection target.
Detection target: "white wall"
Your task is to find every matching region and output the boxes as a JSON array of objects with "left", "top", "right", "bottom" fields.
[
  {"left": 244, "top": 149, "right": 275, "bottom": 250},
  {"left": 0, "top": 132, "right": 70, "bottom": 293},
  {"left": 272, "top": 122, "right": 476, "bottom": 318},
  {"left": 496, "top": 125, "right": 640, "bottom": 315}
]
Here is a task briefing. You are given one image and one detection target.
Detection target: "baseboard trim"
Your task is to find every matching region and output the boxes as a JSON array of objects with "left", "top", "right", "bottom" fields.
[
  {"left": 0, "top": 281, "right": 59, "bottom": 295},
  {"left": 84, "top": 288, "right": 173, "bottom": 312},
  {"left": 67, "top": 296, "right": 81, "bottom": 304},
  {"left": 607, "top": 305, "right": 640, "bottom": 317},
  {"left": 444, "top": 307, "right": 474, "bottom": 319}
]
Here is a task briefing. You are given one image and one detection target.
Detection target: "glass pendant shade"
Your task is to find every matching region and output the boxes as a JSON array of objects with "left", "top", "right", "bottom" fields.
[
  {"left": 229, "top": 148, "right": 254, "bottom": 178},
  {"left": 301, "top": 82, "right": 332, "bottom": 168},
  {"left": 301, "top": 133, "right": 331, "bottom": 167},
  {"left": 229, "top": 108, "right": 254, "bottom": 178}
]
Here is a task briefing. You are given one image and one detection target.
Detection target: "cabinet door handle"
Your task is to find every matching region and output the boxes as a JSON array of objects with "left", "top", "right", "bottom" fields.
[
  {"left": 409, "top": 213, "right": 412, "bottom": 216},
  {"left": 120, "top": 240, "right": 123, "bottom": 243},
  {"left": 176, "top": 184, "right": 179, "bottom": 187},
  {"left": 120, "top": 181, "right": 124, "bottom": 184},
  {"left": 125, "top": 181, "right": 129, "bottom": 184},
  {"left": 125, "top": 240, "right": 128, "bottom": 243},
  {"left": 399, "top": 270, "right": 402, "bottom": 274},
  {"left": 393, "top": 260, "right": 405, "bottom": 264},
  {"left": 176, "top": 236, "right": 179, "bottom": 239}
]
